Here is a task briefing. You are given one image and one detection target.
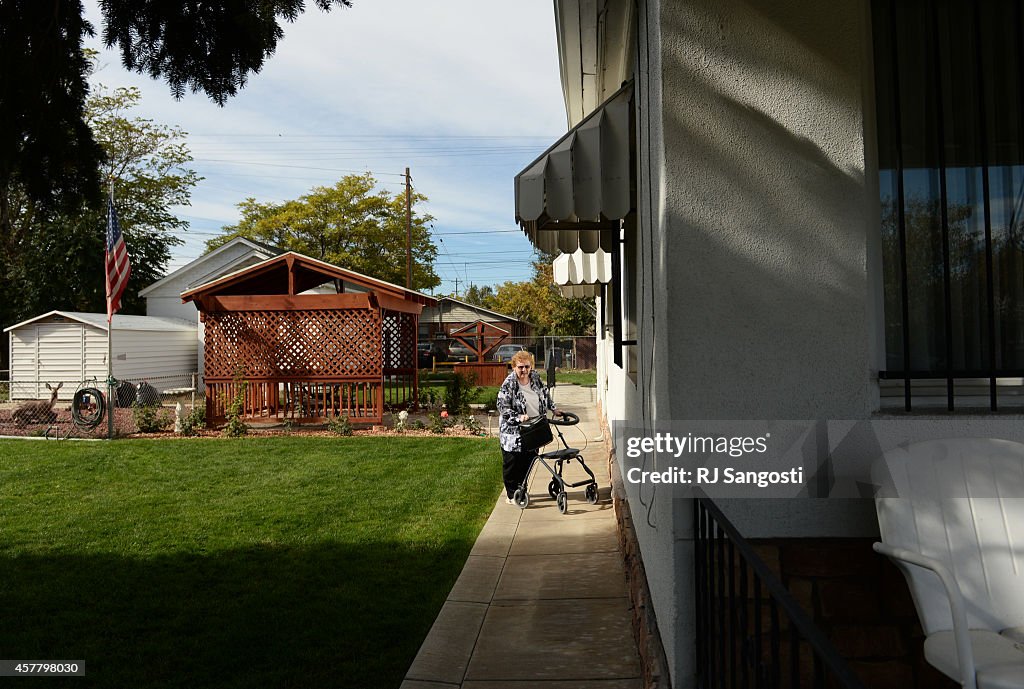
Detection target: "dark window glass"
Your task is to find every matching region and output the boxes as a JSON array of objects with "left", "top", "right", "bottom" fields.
[{"left": 873, "top": 0, "right": 1024, "bottom": 395}]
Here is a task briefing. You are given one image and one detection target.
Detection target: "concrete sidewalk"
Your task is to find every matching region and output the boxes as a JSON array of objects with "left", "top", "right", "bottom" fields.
[{"left": 401, "top": 384, "right": 643, "bottom": 689}]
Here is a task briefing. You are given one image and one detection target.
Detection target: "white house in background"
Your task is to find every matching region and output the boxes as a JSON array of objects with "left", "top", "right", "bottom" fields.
[
  {"left": 140, "top": 237, "right": 282, "bottom": 321},
  {"left": 5, "top": 311, "right": 196, "bottom": 400},
  {"left": 140, "top": 237, "right": 283, "bottom": 378},
  {"left": 517, "top": 1, "right": 1024, "bottom": 687}
]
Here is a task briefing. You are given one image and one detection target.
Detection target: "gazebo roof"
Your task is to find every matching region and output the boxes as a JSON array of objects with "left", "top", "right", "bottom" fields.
[{"left": 180, "top": 251, "right": 437, "bottom": 307}]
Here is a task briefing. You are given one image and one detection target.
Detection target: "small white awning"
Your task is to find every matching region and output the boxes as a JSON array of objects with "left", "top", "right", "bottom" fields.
[
  {"left": 552, "top": 249, "right": 611, "bottom": 298},
  {"left": 515, "top": 81, "right": 633, "bottom": 254}
]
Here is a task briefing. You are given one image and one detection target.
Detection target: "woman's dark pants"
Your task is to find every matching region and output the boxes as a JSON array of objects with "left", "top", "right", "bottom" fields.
[{"left": 502, "top": 449, "right": 536, "bottom": 498}]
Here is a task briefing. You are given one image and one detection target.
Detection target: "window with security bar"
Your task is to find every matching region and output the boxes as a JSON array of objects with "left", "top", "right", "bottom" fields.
[{"left": 873, "top": 0, "right": 1024, "bottom": 410}]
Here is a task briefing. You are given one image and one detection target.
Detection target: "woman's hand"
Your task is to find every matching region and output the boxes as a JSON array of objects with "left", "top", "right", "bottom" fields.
[
  {"left": 552, "top": 409, "right": 564, "bottom": 417},
  {"left": 519, "top": 414, "right": 530, "bottom": 423}
]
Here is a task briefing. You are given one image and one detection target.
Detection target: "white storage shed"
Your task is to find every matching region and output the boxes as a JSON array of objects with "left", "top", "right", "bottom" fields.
[{"left": 5, "top": 311, "right": 197, "bottom": 400}]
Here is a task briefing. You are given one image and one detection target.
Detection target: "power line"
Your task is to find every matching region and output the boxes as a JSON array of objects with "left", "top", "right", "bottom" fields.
[{"left": 187, "top": 133, "right": 556, "bottom": 140}]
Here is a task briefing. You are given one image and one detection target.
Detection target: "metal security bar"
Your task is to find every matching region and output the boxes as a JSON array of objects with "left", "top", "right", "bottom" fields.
[
  {"left": 694, "top": 495, "right": 866, "bottom": 689},
  {"left": 873, "top": 0, "right": 1024, "bottom": 411}
]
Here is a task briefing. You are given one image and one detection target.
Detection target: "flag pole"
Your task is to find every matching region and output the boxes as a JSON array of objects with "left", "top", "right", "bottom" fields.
[{"left": 107, "top": 178, "right": 115, "bottom": 440}]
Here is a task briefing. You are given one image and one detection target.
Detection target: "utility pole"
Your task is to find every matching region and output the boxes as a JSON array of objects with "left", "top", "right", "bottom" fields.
[{"left": 405, "top": 166, "right": 412, "bottom": 288}]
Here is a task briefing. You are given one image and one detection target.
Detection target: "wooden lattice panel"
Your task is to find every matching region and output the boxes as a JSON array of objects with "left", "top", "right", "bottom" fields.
[
  {"left": 382, "top": 310, "right": 416, "bottom": 371},
  {"left": 204, "top": 309, "right": 382, "bottom": 379}
]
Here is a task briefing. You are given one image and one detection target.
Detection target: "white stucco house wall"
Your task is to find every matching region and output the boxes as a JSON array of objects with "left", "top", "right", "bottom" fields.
[{"left": 517, "top": 1, "right": 1024, "bottom": 687}]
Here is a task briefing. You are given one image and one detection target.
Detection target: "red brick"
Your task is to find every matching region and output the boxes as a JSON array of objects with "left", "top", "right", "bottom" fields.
[
  {"left": 781, "top": 539, "right": 879, "bottom": 578},
  {"left": 818, "top": 580, "right": 882, "bottom": 622},
  {"left": 848, "top": 660, "right": 914, "bottom": 689},
  {"left": 787, "top": 578, "right": 815, "bottom": 616},
  {"left": 829, "top": 624, "right": 907, "bottom": 658}
]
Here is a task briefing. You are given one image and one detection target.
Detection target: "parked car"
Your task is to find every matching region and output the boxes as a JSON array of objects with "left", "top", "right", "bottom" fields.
[
  {"left": 493, "top": 344, "right": 527, "bottom": 362},
  {"left": 417, "top": 342, "right": 433, "bottom": 368},
  {"left": 448, "top": 342, "right": 475, "bottom": 360}
]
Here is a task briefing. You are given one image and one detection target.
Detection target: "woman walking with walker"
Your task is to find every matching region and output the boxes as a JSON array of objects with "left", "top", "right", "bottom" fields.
[{"left": 497, "top": 350, "right": 562, "bottom": 504}]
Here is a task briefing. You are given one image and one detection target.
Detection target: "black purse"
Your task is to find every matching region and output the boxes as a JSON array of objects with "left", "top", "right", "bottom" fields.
[{"left": 519, "top": 415, "right": 553, "bottom": 453}]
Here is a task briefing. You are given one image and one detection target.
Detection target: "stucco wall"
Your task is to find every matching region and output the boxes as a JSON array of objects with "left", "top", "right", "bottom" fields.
[
  {"left": 659, "top": 0, "right": 874, "bottom": 420},
  {"left": 615, "top": 0, "right": 878, "bottom": 686}
]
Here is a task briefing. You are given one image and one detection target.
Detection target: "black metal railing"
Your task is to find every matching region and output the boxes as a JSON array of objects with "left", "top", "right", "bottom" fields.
[{"left": 694, "top": 495, "right": 867, "bottom": 689}]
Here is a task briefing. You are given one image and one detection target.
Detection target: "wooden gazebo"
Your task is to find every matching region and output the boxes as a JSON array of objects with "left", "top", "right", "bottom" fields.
[{"left": 181, "top": 252, "right": 435, "bottom": 425}]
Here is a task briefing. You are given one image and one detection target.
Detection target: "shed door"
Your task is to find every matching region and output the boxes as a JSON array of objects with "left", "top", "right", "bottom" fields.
[{"left": 36, "top": 324, "right": 85, "bottom": 399}]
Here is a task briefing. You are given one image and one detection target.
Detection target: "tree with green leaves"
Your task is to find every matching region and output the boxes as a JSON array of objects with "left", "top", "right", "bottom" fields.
[
  {"left": 0, "top": 0, "right": 352, "bottom": 238},
  {"left": 461, "top": 284, "right": 497, "bottom": 309},
  {"left": 208, "top": 174, "right": 441, "bottom": 291},
  {"left": 1, "top": 77, "right": 199, "bottom": 367},
  {"left": 486, "top": 251, "right": 595, "bottom": 336}
]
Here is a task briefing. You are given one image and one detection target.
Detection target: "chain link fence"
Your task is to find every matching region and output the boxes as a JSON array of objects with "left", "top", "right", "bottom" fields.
[
  {"left": 0, "top": 371, "right": 201, "bottom": 438},
  {"left": 424, "top": 336, "right": 597, "bottom": 370}
]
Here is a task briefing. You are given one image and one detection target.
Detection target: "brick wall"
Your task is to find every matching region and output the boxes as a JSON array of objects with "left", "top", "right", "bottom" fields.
[{"left": 752, "top": 538, "right": 957, "bottom": 689}]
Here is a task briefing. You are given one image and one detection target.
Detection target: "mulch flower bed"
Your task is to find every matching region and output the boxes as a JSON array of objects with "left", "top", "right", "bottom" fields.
[{"left": 0, "top": 405, "right": 495, "bottom": 440}]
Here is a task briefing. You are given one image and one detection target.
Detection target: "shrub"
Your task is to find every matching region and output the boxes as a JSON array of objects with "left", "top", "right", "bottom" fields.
[
  {"left": 133, "top": 404, "right": 172, "bottom": 433},
  {"left": 478, "top": 389, "right": 498, "bottom": 412},
  {"left": 459, "top": 414, "right": 483, "bottom": 435},
  {"left": 444, "top": 372, "right": 481, "bottom": 415},
  {"left": 395, "top": 410, "right": 409, "bottom": 433},
  {"left": 418, "top": 387, "right": 441, "bottom": 410},
  {"left": 179, "top": 404, "right": 206, "bottom": 437},
  {"left": 328, "top": 414, "right": 353, "bottom": 436},
  {"left": 428, "top": 412, "right": 449, "bottom": 435},
  {"left": 222, "top": 373, "right": 249, "bottom": 438}
]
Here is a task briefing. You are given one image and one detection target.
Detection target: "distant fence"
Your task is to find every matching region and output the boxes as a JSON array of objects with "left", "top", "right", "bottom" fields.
[
  {"left": 0, "top": 371, "right": 202, "bottom": 438},
  {"left": 8, "top": 372, "right": 200, "bottom": 404},
  {"left": 428, "top": 336, "right": 597, "bottom": 370}
]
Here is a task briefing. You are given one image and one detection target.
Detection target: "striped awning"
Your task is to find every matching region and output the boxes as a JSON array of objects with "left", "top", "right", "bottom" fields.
[
  {"left": 552, "top": 249, "right": 611, "bottom": 298},
  {"left": 515, "top": 81, "right": 633, "bottom": 254}
]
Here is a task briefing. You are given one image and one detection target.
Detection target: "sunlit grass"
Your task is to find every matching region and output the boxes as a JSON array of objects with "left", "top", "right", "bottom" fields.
[{"left": 0, "top": 436, "right": 500, "bottom": 689}]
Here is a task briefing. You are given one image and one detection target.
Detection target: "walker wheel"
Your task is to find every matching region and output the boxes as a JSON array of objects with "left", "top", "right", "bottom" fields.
[
  {"left": 585, "top": 483, "right": 599, "bottom": 505},
  {"left": 547, "top": 479, "right": 559, "bottom": 500},
  {"left": 513, "top": 488, "right": 529, "bottom": 509},
  {"left": 556, "top": 492, "right": 568, "bottom": 515}
]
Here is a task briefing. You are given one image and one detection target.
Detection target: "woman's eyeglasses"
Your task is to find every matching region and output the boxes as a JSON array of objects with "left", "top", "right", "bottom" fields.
[{"left": 515, "top": 365, "right": 531, "bottom": 370}]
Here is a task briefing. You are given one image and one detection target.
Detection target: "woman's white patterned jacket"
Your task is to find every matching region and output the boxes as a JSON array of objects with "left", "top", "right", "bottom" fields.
[{"left": 497, "top": 369, "right": 556, "bottom": 452}]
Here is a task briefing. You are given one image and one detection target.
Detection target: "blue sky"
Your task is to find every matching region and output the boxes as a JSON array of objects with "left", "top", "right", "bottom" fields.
[{"left": 81, "top": 0, "right": 567, "bottom": 296}]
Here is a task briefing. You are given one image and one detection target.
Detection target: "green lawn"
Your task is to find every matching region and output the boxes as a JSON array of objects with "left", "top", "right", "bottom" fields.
[
  {"left": 0, "top": 437, "right": 500, "bottom": 689},
  {"left": 557, "top": 369, "right": 597, "bottom": 386}
]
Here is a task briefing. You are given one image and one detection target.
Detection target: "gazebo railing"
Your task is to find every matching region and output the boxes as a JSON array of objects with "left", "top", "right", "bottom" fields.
[
  {"left": 382, "top": 369, "right": 418, "bottom": 411},
  {"left": 206, "top": 376, "right": 384, "bottom": 424}
]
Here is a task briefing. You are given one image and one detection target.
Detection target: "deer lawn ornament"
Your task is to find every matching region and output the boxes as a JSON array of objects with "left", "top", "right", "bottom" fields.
[{"left": 12, "top": 382, "right": 63, "bottom": 426}]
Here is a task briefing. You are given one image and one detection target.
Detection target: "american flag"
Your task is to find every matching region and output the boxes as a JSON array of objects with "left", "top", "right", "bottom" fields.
[{"left": 105, "top": 192, "right": 131, "bottom": 322}]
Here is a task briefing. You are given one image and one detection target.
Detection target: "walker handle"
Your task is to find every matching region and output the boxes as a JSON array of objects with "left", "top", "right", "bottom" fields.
[{"left": 549, "top": 411, "right": 579, "bottom": 426}]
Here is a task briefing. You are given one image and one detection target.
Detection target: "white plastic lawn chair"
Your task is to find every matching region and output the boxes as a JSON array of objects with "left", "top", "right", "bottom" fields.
[{"left": 873, "top": 438, "right": 1024, "bottom": 689}]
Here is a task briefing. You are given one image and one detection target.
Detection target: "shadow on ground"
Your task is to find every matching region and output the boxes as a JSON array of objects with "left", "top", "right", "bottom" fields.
[{"left": 0, "top": 539, "right": 473, "bottom": 689}]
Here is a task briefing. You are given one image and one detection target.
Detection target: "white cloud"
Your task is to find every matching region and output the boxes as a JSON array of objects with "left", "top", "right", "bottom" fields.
[{"left": 81, "top": 0, "right": 565, "bottom": 293}]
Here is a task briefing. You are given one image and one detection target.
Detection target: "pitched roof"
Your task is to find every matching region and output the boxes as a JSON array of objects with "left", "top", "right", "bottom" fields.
[
  {"left": 180, "top": 251, "right": 437, "bottom": 307},
  {"left": 4, "top": 311, "right": 196, "bottom": 333},
  {"left": 433, "top": 296, "right": 534, "bottom": 326},
  {"left": 138, "top": 237, "right": 283, "bottom": 297}
]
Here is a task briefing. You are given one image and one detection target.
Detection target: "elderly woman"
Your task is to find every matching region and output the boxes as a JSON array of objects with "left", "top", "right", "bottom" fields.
[{"left": 497, "top": 350, "right": 562, "bottom": 504}]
